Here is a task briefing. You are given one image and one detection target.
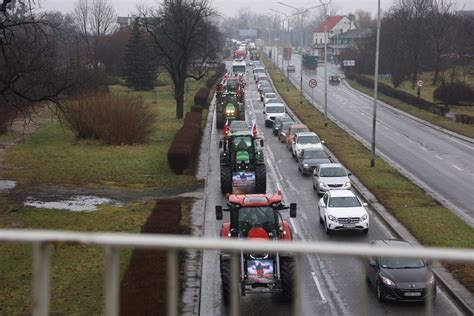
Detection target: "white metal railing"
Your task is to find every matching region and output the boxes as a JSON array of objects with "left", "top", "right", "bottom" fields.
[{"left": 0, "top": 229, "right": 472, "bottom": 316}]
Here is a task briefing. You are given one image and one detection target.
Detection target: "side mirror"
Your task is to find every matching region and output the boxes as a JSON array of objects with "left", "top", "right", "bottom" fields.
[
  {"left": 348, "top": 172, "right": 352, "bottom": 176},
  {"left": 368, "top": 258, "right": 378, "bottom": 267},
  {"left": 260, "top": 139, "right": 264, "bottom": 147},
  {"left": 215, "top": 206, "right": 223, "bottom": 220},
  {"left": 290, "top": 203, "right": 297, "bottom": 218}
]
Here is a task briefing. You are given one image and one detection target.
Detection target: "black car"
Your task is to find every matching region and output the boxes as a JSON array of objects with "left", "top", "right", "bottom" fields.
[
  {"left": 329, "top": 75, "right": 341, "bottom": 85},
  {"left": 272, "top": 116, "right": 293, "bottom": 136},
  {"left": 297, "top": 148, "right": 331, "bottom": 175},
  {"left": 366, "top": 240, "right": 437, "bottom": 302}
]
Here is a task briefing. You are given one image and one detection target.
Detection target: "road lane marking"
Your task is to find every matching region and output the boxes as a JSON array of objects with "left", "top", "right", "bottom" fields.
[
  {"left": 289, "top": 218, "right": 298, "bottom": 235},
  {"left": 453, "top": 165, "right": 462, "bottom": 171},
  {"left": 435, "top": 155, "right": 444, "bottom": 160},
  {"left": 311, "top": 272, "right": 327, "bottom": 303}
]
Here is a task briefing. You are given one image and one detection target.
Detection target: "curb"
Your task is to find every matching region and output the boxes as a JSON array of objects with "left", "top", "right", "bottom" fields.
[{"left": 263, "top": 54, "right": 474, "bottom": 315}]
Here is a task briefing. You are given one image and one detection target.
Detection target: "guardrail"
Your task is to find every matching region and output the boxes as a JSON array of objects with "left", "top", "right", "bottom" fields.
[{"left": 1, "top": 229, "right": 472, "bottom": 316}]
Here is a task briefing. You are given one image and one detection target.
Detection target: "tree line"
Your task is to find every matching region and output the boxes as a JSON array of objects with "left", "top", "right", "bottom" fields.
[{"left": 0, "top": 0, "right": 222, "bottom": 122}]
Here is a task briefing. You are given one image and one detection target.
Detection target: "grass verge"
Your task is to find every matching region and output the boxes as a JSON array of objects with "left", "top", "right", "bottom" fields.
[
  {"left": 261, "top": 55, "right": 474, "bottom": 292},
  {"left": 347, "top": 79, "right": 474, "bottom": 139},
  {"left": 0, "top": 78, "right": 206, "bottom": 189}
]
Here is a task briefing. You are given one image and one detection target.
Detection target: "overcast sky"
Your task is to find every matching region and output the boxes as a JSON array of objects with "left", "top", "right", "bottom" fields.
[{"left": 40, "top": 0, "right": 474, "bottom": 17}]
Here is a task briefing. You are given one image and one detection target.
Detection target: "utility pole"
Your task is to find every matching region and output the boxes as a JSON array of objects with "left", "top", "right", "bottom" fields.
[
  {"left": 270, "top": 9, "right": 294, "bottom": 91},
  {"left": 371, "top": 0, "right": 381, "bottom": 167},
  {"left": 323, "top": 0, "right": 329, "bottom": 127}
]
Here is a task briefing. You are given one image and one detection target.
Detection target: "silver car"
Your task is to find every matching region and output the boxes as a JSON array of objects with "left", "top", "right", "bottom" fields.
[{"left": 312, "top": 163, "right": 351, "bottom": 196}]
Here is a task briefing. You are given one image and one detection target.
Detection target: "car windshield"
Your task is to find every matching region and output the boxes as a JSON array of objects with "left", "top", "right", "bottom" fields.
[
  {"left": 266, "top": 106, "right": 285, "bottom": 113},
  {"left": 260, "top": 81, "right": 270, "bottom": 87},
  {"left": 328, "top": 197, "right": 361, "bottom": 207},
  {"left": 232, "top": 136, "right": 252, "bottom": 147},
  {"left": 303, "top": 150, "right": 327, "bottom": 159},
  {"left": 320, "top": 167, "right": 347, "bottom": 177},
  {"left": 281, "top": 122, "right": 294, "bottom": 130},
  {"left": 237, "top": 206, "right": 277, "bottom": 232},
  {"left": 254, "top": 69, "right": 265, "bottom": 74},
  {"left": 266, "top": 98, "right": 279, "bottom": 104},
  {"left": 380, "top": 257, "right": 425, "bottom": 269},
  {"left": 230, "top": 121, "right": 248, "bottom": 130},
  {"left": 265, "top": 93, "right": 276, "bottom": 99},
  {"left": 232, "top": 65, "right": 246, "bottom": 73},
  {"left": 262, "top": 88, "right": 273, "bottom": 94},
  {"left": 291, "top": 127, "right": 308, "bottom": 135},
  {"left": 297, "top": 135, "right": 320, "bottom": 144}
]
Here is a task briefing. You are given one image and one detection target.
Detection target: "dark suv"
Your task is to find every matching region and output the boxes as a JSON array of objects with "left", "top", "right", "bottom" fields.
[
  {"left": 329, "top": 76, "right": 341, "bottom": 85},
  {"left": 366, "top": 239, "right": 437, "bottom": 302}
]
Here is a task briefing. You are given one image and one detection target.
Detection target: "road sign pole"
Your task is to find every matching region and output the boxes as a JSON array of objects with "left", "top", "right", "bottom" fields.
[{"left": 312, "top": 87, "right": 314, "bottom": 105}]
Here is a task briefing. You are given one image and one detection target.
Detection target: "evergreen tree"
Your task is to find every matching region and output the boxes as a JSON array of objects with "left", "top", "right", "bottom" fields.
[{"left": 123, "top": 18, "right": 157, "bottom": 91}]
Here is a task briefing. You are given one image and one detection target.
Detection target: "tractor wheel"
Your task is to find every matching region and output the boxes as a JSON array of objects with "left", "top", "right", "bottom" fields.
[
  {"left": 216, "top": 112, "right": 224, "bottom": 129},
  {"left": 280, "top": 257, "right": 295, "bottom": 302},
  {"left": 255, "top": 164, "right": 267, "bottom": 193},
  {"left": 220, "top": 259, "right": 231, "bottom": 305},
  {"left": 220, "top": 166, "right": 232, "bottom": 194}
]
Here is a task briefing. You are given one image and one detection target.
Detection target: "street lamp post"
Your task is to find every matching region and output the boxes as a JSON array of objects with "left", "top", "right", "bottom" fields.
[
  {"left": 270, "top": 9, "right": 292, "bottom": 91},
  {"left": 371, "top": 0, "right": 381, "bottom": 167},
  {"left": 323, "top": 0, "right": 329, "bottom": 126}
]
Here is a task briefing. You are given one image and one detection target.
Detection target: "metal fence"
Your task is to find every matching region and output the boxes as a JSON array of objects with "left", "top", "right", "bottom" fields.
[{"left": 0, "top": 229, "right": 472, "bottom": 316}]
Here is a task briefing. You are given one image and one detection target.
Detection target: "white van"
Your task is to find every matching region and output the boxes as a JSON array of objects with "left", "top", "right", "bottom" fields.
[{"left": 264, "top": 103, "right": 286, "bottom": 127}]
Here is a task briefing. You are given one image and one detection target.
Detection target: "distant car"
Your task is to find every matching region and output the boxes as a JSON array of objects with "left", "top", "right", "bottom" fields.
[
  {"left": 297, "top": 148, "right": 331, "bottom": 175},
  {"left": 272, "top": 116, "right": 293, "bottom": 136},
  {"left": 285, "top": 124, "right": 309, "bottom": 150},
  {"left": 329, "top": 76, "right": 341, "bottom": 85},
  {"left": 264, "top": 103, "right": 286, "bottom": 127},
  {"left": 291, "top": 132, "right": 323, "bottom": 159},
  {"left": 318, "top": 190, "right": 369, "bottom": 234},
  {"left": 258, "top": 80, "right": 271, "bottom": 92},
  {"left": 263, "top": 92, "right": 277, "bottom": 104},
  {"left": 253, "top": 67, "right": 265, "bottom": 80},
  {"left": 312, "top": 163, "right": 351, "bottom": 196},
  {"left": 229, "top": 120, "right": 249, "bottom": 134},
  {"left": 253, "top": 60, "right": 261, "bottom": 67},
  {"left": 255, "top": 72, "right": 267, "bottom": 83},
  {"left": 265, "top": 97, "right": 279, "bottom": 105},
  {"left": 246, "top": 61, "right": 254, "bottom": 67},
  {"left": 278, "top": 121, "right": 296, "bottom": 143},
  {"left": 366, "top": 240, "right": 436, "bottom": 302},
  {"left": 260, "top": 87, "right": 274, "bottom": 102},
  {"left": 287, "top": 64, "right": 296, "bottom": 73}
]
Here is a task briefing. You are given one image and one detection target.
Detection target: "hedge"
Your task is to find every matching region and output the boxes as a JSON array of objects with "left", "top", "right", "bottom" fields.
[
  {"left": 455, "top": 113, "right": 474, "bottom": 125},
  {"left": 345, "top": 71, "right": 449, "bottom": 117},
  {"left": 194, "top": 88, "right": 211, "bottom": 108},
  {"left": 167, "top": 111, "right": 202, "bottom": 174}
]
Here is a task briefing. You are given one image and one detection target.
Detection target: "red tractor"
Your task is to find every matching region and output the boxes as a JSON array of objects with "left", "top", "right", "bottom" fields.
[{"left": 215, "top": 192, "right": 297, "bottom": 303}]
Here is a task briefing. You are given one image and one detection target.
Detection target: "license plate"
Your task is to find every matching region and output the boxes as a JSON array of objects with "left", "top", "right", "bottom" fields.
[
  {"left": 344, "top": 224, "right": 356, "bottom": 228},
  {"left": 404, "top": 292, "right": 421, "bottom": 297}
]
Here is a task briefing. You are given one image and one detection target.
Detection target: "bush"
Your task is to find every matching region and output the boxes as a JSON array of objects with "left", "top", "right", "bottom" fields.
[
  {"left": 61, "top": 94, "right": 157, "bottom": 145},
  {"left": 0, "top": 106, "right": 16, "bottom": 134},
  {"left": 455, "top": 113, "right": 474, "bottom": 125},
  {"left": 194, "top": 88, "right": 210, "bottom": 107},
  {"left": 167, "top": 111, "right": 202, "bottom": 174},
  {"left": 433, "top": 81, "right": 474, "bottom": 105},
  {"left": 345, "top": 71, "right": 449, "bottom": 117},
  {"left": 190, "top": 105, "right": 203, "bottom": 113}
]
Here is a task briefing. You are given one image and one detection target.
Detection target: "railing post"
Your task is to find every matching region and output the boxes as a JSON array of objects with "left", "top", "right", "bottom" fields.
[
  {"left": 104, "top": 246, "right": 119, "bottom": 316},
  {"left": 230, "top": 252, "right": 240, "bottom": 316},
  {"left": 292, "top": 254, "right": 302, "bottom": 316},
  {"left": 33, "top": 242, "right": 50, "bottom": 316},
  {"left": 167, "top": 250, "right": 179, "bottom": 316}
]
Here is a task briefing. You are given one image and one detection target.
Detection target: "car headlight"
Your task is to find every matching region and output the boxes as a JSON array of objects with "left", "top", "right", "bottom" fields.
[
  {"left": 427, "top": 274, "right": 435, "bottom": 284},
  {"left": 281, "top": 132, "right": 286, "bottom": 136},
  {"left": 380, "top": 275, "right": 396, "bottom": 287},
  {"left": 319, "top": 182, "right": 327, "bottom": 188},
  {"left": 344, "top": 181, "right": 351, "bottom": 188},
  {"left": 361, "top": 213, "right": 368, "bottom": 221},
  {"left": 328, "top": 215, "right": 337, "bottom": 222},
  {"left": 303, "top": 163, "right": 309, "bottom": 167}
]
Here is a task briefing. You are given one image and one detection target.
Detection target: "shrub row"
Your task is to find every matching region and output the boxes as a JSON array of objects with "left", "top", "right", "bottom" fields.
[
  {"left": 61, "top": 94, "right": 157, "bottom": 145},
  {"left": 345, "top": 71, "right": 449, "bottom": 116},
  {"left": 433, "top": 81, "right": 474, "bottom": 105},
  {"left": 455, "top": 113, "right": 474, "bottom": 125},
  {"left": 167, "top": 111, "right": 202, "bottom": 174},
  {"left": 194, "top": 87, "right": 211, "bottom": 108}
]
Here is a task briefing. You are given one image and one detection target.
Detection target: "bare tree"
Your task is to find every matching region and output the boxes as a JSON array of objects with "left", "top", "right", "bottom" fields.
[
  {"left": 140, "top": 0, "right": 222, "bottom": 118},
  {"left": 0, "top": 0, "right": 73, "bottom": 120},
  {"left": 426, "top": 0, "right": 456, "bottom": 85},
  {"left": 73, "top": 0, "right": 116, "bottom": 70}
]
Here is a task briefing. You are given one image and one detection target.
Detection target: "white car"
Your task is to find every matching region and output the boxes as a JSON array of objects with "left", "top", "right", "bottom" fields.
[
  {"left": 318, "top": 190, "right": 369, "bottom": 234},
  {"left": 263, "top": 92, "right": 277, "bottom": 104},
  {"left": 291, "top": 132, "right": 323, "bottom": 159},
  {"left": 264, "top": 103, "right": 286, "bottom": 127},
  {"left": 312, "top": 163, "right": 351, "bottom": 196}
]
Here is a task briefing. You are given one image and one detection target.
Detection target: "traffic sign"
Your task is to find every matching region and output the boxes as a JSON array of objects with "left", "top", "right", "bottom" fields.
[
  {"left": 309, "top": 79, "right": 318, "bottom": 88},
  {"left": 343, "top": 60, "right": 355, "bottom": 66},
  {"left": 417, "top": 80, "right": 424, "bottom": 87}
]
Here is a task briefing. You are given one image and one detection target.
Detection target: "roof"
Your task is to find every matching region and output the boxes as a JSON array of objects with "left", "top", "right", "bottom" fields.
[
  {"left": 336, "top": 28, "right": 372, "bottom": 40},
  {"left": 228, "top": 193, "right": 282, "bottom": 206},
  {"left": 327, "top": 190, "right": 356, "bottom": 198},
  {"left": 372, "top": 239, "right": 412, "bottom": 248},
  {"left": 319, "top": 163, "right": 343, "bottom": 169},
  {"left": 265, "top": 103, "right": 285, "bottom": 107},
  {"left": 295, "top": 131, "right": 318, "bottom": 137},
  {"left": 314, "top": 16, "right": 345, "bottom": 33}
]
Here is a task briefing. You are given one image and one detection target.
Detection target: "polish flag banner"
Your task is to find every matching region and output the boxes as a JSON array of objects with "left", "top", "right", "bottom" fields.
[
  {"left": 224, "top": 119, "right": 229, "bottom": 137},
  {"left": 251, "top": 121, "right": 257, "bottom": 138}
]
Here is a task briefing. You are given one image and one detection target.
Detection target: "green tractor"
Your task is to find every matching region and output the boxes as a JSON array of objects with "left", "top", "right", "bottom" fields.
[
  {"left": 216, "top": 91, "right": 245, "bottom": 129},
  {"left": 219, "top": 131, "right": 266, "bottom": 194}
]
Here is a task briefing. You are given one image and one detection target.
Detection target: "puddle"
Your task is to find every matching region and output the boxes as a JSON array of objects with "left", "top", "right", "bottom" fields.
[
  {"left": 24, "top": 195, "right": 121, "bottom": 212},
  {"left": 0, "top": 180, "right": 17, "bottom": 193}
]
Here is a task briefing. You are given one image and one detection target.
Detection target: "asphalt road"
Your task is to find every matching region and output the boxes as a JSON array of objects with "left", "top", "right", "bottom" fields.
[
  {"left": 275, "top": 52, "right": 474, "bottom": 227},
  {"left": 199, "top": 67, "right": 462, "bottom": 315}
]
